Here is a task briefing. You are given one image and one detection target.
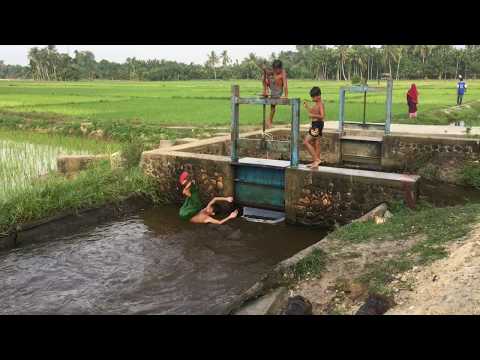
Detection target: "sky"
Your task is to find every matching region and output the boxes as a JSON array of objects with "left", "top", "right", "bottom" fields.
[
  {"left": 1, "top": 45, "right": 465, "bottom": 66},
  {"left": 0, "top": 45, "right": 299, "bottom": 65}
]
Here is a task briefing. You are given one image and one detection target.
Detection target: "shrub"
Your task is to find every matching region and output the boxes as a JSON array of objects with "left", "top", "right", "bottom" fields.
[
  {"left": 351, "top": 75, "right": 363, "bottom": 85},
  {"left": 121, "top": 137, "right": 145, "bottom": 168},
  {"left": 460, "top": 162, "right": 480, "bottom": 189}
]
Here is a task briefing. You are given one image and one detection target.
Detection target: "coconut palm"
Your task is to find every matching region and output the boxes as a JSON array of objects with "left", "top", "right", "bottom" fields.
[
  {"left": 381, "top": 45, "right": 398, "bottom": 77},
  {"left": 206, "top": 51, "right": 220, "bottom": 80},
  {"left": 221, "top": 50, "right": 231, "bottom": 68},
  {"left": 336, "top": 45, "right": 350, "bottom": 80}
]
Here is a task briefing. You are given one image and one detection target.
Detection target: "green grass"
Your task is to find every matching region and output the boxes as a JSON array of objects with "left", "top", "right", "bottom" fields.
[
  {"left": 1, "top": 79, "right": 479, "bottom": 129},
  {"left": 460, "top": 161, "right": 480, "bottom": 189},
  {"left": 291, "top": 248, "right": 328, "bottom": 281},
  {"left": 0, "top": 129, "right": 120, "bottom": 199},
  {"left": 0, "top": 161, "right": 160, "bottom": 234}
]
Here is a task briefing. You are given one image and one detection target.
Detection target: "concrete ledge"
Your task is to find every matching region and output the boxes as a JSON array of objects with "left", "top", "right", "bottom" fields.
[
  {"left": 234, "top": 287, "right": 288, "bottom": 315},
  {"left": 296, "top": 165, "right": 420, "bottom": 185},
  {"left": 353, "top": 203, "right": 388, "bottom": 223},
  {"left": 57, "top": 155, "right": 109, "bottom": 174}
]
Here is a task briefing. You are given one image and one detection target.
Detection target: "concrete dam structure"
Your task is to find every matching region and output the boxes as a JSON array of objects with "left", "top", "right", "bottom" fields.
[{"left": 141, "top": 84, "right": 479, "bottom": 226}]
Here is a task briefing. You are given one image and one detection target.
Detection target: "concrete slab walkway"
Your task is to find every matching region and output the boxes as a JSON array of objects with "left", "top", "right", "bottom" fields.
[
  {"left": 320, "top": 121, "right": 480, "bottom": 137},
  {"left": 165, "top": 123, "right": 480, "bottom": 137}
]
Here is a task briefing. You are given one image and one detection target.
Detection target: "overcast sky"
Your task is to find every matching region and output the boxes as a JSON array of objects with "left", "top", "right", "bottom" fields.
[
  {"left": 0, "top": 45, "right": 300, "bottom": 65},
  {"left": 1, "top": 45, "right": 465, "bottom": 66}
]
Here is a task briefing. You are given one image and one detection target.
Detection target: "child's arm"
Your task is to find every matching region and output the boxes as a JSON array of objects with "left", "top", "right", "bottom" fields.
[
  {"left": 283, "top": 70, "right": 288, "bottom": 98},
  {"left": 204, "top": 209, "right": 238, "bottom": 225},
  {"left": 207, "top": 196, "right": 233, "bottom": 208},
  {"left": 182, "top": 181, "right": 192, "bottom": 197}
]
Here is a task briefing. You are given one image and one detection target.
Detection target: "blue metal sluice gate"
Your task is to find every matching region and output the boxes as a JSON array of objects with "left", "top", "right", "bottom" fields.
[{"left": 230, "top": 85, "right": 300, "bottom": 212}]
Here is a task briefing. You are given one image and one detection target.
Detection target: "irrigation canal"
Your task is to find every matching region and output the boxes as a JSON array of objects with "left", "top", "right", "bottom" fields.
[{"left": 0, "top": 206, "right": 323, "bottom": 315}]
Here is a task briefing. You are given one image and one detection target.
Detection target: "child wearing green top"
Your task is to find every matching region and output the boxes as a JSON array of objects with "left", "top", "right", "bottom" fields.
[{"left": 178, "top": 171, "right": 238, "bottom": 225}]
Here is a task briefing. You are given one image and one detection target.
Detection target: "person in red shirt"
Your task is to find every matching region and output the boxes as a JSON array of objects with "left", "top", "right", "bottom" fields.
[{"left": 406, "top": 84, "right": 419, "bottom": 119}]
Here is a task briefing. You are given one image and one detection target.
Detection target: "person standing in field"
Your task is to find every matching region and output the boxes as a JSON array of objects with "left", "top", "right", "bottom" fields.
[
  {"left": 178, "top": 171, "right": 238, "bottom": 225},
  {"left": 406, "top": 83, "right": 419, "bottom": 119},
  {"left": 457, "top": 75, "right": 467, "bottom": 106},
  {"left": 303, "top": 86, "right": 325, "bottom": 168},
  {"left": 258, "top": 60, "right": 288, "bottom": 129}
]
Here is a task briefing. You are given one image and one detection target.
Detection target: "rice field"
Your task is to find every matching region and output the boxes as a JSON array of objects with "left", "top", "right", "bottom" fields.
[
  {"left": 1, "top": 79, "right": 479, "bottom": 127},
  {"left": 0, "top": 130, "right": 119, "bottom": 200}
]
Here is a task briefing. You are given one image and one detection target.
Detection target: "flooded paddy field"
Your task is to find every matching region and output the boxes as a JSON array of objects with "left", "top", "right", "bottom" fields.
[{"left": 0, "top": 206, "right": 325, "bottom": 315}]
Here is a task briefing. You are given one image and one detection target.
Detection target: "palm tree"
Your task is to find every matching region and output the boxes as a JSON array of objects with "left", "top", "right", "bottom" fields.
[
  {"left": 381, "top": 45, "right": 399, "bottom": 78},
  {"left": 395, "top": 46, "right": 405, "bottom": 80},
  {"left": 221, "top": 50, "right": 231, "bottom": 68},
  {"left": 351, "top": 45, "right": 369, "bottom": 82},
  {"left": 414, "top": 45, "right": 436, "bottom": 78},
  {"left": 206, "top": 51, "right": 220, "bottom": 80},
  {"left": 336, "top": 45, "right": 350, "bottom": 80}
]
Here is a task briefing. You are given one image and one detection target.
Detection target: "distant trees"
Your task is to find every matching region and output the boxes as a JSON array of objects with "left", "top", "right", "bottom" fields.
[{"left": 2, "top": 45, "right": 480, "bottom": 81}]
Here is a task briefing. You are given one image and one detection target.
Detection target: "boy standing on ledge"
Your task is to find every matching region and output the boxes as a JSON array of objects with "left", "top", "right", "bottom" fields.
[
  {"left": 178, "top": 171, "right": 238, "bottom": 225},
  {"left": 303, "top": 86, "right": 325, "bottom": 168},
  {"left": 258, "top": 59, "right": 288, "bottom": 129}
]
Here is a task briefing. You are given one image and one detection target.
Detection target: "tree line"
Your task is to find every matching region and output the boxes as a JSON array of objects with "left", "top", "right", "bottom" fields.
[{"left": 1, "top": 45, "right": 480, "bottom": 81}]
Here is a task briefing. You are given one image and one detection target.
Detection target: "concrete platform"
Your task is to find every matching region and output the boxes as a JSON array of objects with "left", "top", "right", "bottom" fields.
[
  {"left": 234, "top": 157, "right": 291, "bottom": 169},
  {"left": 297, "top": 165, "right": 420, "bottom": 184}
]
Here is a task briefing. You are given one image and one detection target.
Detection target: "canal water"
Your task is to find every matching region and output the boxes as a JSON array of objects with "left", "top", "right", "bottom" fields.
[
  {"left": 420, "top": 180, "right": 480, "bottom": 207},
  {"left": 0, "top": 206, "right": 324, "bottom": 315}
]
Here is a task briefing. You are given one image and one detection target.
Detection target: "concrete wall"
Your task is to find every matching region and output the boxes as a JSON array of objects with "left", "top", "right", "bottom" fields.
[
  {"left": 285, "top": 166, "right": 420, "bottom": 227},
  {"left": 382, "top": 135, "right": 480, "bottom": 183},
  {"left": 238, "top": 130, "right": 341, "bottom": 164},
  {"left": 141, "top": 150, "right": 234, "bottom": 207},
  {"left": 139, "top": 130, "right": 473, "bottom": 226}
]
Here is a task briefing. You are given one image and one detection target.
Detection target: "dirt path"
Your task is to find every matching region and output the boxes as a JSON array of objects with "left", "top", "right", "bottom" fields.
[{"left": 386, "top": 224, "right": 480, "bottom": 315}]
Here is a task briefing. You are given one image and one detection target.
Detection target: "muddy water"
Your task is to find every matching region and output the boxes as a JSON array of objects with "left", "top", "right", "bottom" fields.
[
  {"left": 0, "top": 206, "right": 325, "bottom": 315},
  {"left": 420, "top": 180, "right": 480, "bottom": 207}
]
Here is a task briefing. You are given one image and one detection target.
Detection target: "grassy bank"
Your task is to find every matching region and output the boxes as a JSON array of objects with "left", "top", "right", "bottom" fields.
[{"left": 0, "top": 161, "right": 160, "bottom": 235}]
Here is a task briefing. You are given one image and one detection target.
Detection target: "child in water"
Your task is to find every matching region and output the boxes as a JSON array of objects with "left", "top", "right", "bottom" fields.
[
  {"left": 178, "top": 171, "right": 238, "bottom": 225},
  {"left": 303, "top": 86, "right": 325, "bottom": 168},
  {"left": 258, "top": 59, "right": 288, "bottom": 129}
]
